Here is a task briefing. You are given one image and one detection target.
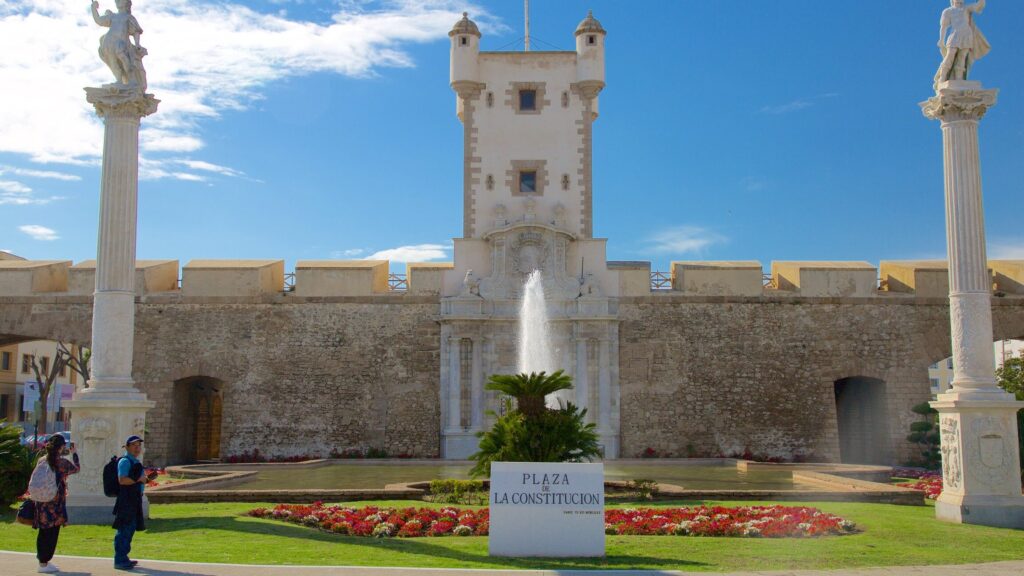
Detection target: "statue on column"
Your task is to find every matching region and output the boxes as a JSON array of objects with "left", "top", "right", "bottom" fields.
[
  {"left": 934, "top": 0, "right": 990, "bottom": 89},
  {"left": 91, "top": 0, "right": 149, "bottom": 91}
]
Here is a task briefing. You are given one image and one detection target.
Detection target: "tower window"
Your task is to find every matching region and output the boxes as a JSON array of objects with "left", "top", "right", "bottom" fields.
[
  {"left": 588, "top": 35, "right": 596, "bottom": 45},
  {"left": 486, "top": 92, "right": 494, "bottom": 108},
  {"left": 519, "top": 171, "right": 537, "bottom": 194},
  {"left": 519, "top": 89, "right": 537, "bottom": 111},
  {"left": 460, "top": 36, "right": 468, "bottom": 46}
]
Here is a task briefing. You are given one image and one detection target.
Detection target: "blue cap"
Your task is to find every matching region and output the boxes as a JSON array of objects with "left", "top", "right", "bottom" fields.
[{"left": 125, "top": 435, "right": 143, "bottom": 446}]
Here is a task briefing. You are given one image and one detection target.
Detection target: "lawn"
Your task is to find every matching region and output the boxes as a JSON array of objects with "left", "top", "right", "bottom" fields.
[{"left": 2, "top": 500, "right": 1023, "bottom": 571}]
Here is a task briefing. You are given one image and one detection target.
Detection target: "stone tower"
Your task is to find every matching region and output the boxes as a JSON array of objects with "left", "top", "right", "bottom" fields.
[{"left": 441, "top": 12, "right": 621, "bottom": 459}]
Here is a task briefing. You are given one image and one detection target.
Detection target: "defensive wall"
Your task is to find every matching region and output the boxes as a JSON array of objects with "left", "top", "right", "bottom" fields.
[{"left": 2, "top": 258, "right": 1024, "bottom": 466}]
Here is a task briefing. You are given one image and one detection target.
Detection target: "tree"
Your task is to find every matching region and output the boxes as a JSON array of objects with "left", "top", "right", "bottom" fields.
[
  {"left": 57, "top": 342, "right": 90, "bottom": 388},
  {"left": 0, "top": 420, "right": 37, "bottom": 507},
  {"left": 470, "top": 371, "right": 602, "bottom": 478},
  {"left": 995, "top": 351, "right": 1024, "bottom": 477},
  {"left": 29, "top": 351, "right": 69, "bottom": 447},
  {"left": 906, "top": 402, "right": 941, "bottom": 469}
]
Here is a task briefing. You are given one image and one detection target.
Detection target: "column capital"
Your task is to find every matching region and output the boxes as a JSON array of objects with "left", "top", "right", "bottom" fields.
[
  {"left": 85, "top": 86, "right": 159, "bottom": 120},
  {"left": 921, "top": 81, "right": 998, "bottom": 123}
]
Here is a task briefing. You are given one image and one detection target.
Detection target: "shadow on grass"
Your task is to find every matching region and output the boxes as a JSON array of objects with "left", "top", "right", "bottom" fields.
[{"left": 147, "top": 515, "right": 709, "bottom": 571}]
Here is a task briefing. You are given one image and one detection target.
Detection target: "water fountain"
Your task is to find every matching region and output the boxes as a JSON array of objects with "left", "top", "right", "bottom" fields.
[
  {"left": 517, "top": 270, "right": 555, "bottom": 375},
  {"left": 517, "top": 270, "right": 573, "bottom": 408}
]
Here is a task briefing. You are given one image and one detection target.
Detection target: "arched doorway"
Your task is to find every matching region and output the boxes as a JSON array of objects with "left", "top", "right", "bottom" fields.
[
  {"left": 833, "top": 376, "right": 889, "bottom": 465},
  {"left": 172, "top": 376, "right": 224, "bottom": 463}
]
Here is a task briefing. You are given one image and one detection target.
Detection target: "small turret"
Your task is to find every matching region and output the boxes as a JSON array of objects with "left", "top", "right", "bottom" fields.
[
  {"left": 575, "top": 10, "right": 606, "bottom": 89},
  {"left": 450, "top": 12, "right": 481, "bottom": 88}
]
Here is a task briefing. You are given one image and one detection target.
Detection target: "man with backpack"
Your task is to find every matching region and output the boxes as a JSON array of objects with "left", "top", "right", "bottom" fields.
[{"left": 110, "top": 435, "right": 157, "bottom": 571}]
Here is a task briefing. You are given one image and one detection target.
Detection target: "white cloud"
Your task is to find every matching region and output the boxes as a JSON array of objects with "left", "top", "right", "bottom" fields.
[
  {"left": 646, "top": 226, "right": 725, "bottom": 255},
  {"left": 990, "top": 240, "right": 1024, "bottom": 260},
  {"left": 0, "top": 165, "right": 80, "bottom": 181},
  {"left": 0, "top": 180, "right": 32, "bottom": 194},
  {"left": 741, "top": 176, "right": 766, "bottom": 192},
  {"left": 177, "top": 159, "right": 244, "bottom": 177},
  {"left": 331, "top": 248, "right": 366, "bottom": 258},
  {"left": 367, "top": 243, "right": 449, "bottom": 263},
  {"left": 0, "top": 179, "right": 64, "bottom": 205},
  {"left": 0, "top": 0, "right": 489, "bottom": 178},
  {"left": 18, "top": 224, "right": 60, "bottom": 241},
  {"left": 760, "top": 93, "right": 839, "bottom": 115}
]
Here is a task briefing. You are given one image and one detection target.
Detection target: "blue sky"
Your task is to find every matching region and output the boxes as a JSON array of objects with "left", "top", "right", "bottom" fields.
[{"left": 2, "top": 0, "right": 1023, "bottom": 273}]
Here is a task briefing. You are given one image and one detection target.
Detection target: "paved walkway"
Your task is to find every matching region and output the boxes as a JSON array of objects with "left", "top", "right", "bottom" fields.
[{"left": 4, "top": 553, "right": 1024, "bottom": 576}]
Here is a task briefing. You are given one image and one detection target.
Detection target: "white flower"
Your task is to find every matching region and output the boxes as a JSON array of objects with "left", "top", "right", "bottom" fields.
[
  {"left": 714, "top": 513, "right": 730, "bottom": 521},
  {"left": 673, "top": 521, "right": 693, "bottom": 536},
  {"left": 743, "top": 526, "right": 762, "bottom": 537},
  {"left": 839, "top": 519, "right": 857, "bottom": 532},
  {"left": 364, "top": 513, "right": 382, "bottom": 524},
  {"left": 798, "top": 522, "right": 812, "bottom": 531},
  {"left": 693, "top": 515, "right": 710, "bottom": 523},
  {"left": 372, "top": 522, "right": 396, "bottom": 537},
  {"left": 453, "top": 525, "right": 473, "bottom": 536}
]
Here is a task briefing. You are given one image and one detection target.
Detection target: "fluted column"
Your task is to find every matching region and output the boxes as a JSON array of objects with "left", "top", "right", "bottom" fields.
[
  {"left": 471, "top": 337, "right": 483, "bottom": 429},
  {"left": 64, "top": 86, "right": 157, "bottom": 524},
  {"left": 575, "top": 338, "right": 588, "bottom": 411},
  {"left": 447, "top": 336, "right": 462, "bottom": 430},
  {"left": 88, "top": 89, "right": 157, "bottom": 389},
  {"left": 922, "top": 80, "right": 1024, "bottom": 529}
]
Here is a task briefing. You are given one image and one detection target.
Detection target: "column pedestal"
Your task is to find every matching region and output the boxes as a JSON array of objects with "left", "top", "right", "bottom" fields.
[
  {"left": 922, "top": 81, "right": 1024, "bottom": 529},
  {"left": 65, "top": 85, "right": 158, "bottom": 524},
  {"left": 931, "top": 395, "right": 1024, "bottom": 529}
]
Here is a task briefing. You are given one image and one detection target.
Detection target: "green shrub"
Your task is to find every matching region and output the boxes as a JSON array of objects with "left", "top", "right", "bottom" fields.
[
  {"left": 470, "top": 371, "right": 601, "bottom": 479},
  {"left": 0, "top": 421, "right": 36, "bottom": 507},
  {"left": 427, "top": 479, "right": 486, "bottom": 505},
  {"left": 627, "top": 478, "right": 659, "bottom": 500},
  {"left": 905, "top": 402, "right": 941, "bottom": 469}
]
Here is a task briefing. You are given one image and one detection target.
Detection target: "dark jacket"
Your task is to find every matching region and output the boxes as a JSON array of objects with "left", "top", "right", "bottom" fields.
[{"left": 112, "top": 459, "right": 146, "bottom": 531}]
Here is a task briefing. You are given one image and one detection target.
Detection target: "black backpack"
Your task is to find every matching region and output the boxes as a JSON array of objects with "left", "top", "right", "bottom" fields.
[{"left": 102, "top": 456, "right": 122, "bottom": 497}]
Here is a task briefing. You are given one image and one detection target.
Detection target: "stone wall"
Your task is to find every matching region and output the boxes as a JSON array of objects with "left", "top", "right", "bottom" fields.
[
  {"left": 129, "top": 298, "right": 442, "bottom": 465},
  {"left": 3, "top": 286, "right": 1024, "bottom": 467},
  {"left": 617, "top": 296, "right": 959, "bottom": 464}
]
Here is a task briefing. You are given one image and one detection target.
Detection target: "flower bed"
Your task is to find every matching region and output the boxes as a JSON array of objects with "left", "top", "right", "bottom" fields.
[
  {"left": 247, "top": 503, "right": 857, "bottom": 538},
  {"left": 248, "top": 504, "right": 489, "bottom": 537},
  {"left": 891, "top": 467, "right": 941, "bottom": 480},
  {"left": 894, "top": 476, "right": 943, "bottom": 500},
  {"left": 605, "top": 505, "right": 856, "bottom": 537}
]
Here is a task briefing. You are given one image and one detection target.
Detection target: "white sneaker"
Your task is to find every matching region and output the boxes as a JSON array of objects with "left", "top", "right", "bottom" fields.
[{"left": 37, "top": 564, "right": 59, "bottom": 573}]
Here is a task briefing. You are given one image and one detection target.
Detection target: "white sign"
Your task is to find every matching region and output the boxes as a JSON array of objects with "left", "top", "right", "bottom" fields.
[
  {"left": 488, "top": 461, "right": 604, "bottom": 557},
  {"left": 22, "top": 381, "right": 40, "bottom": 412}
]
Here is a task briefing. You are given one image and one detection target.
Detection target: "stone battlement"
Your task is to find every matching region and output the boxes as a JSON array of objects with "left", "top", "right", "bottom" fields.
[{"left": 2, "top": 259, "right": 1023, "bottom": 298}]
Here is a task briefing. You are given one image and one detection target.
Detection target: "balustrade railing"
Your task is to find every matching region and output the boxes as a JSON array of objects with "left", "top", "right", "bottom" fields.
[
  {"left": 389, "top": 273, "right": 408, "bottom": 291},
  {"left": 650, "top": 271, "right": 672, "bottom": 291}
]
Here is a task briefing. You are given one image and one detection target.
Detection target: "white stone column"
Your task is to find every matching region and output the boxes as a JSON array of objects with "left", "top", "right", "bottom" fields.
[
  {"left": 922, "top": 81, "right": 1024, "bottom": 529},
  {"left": 597, "top": 338, "right": 611, "bottom": 433},
  {"left": 471, "top": 336, "right": 483, "bottom": 429},
  {"left": 64, "top": 86, "right": 158, "bottom": 524},
  {"left": 447, "top": 337, "right": 462, "bottom": 430},
  {"left": 575, "top": 338, "right": 588, "bottom": 410}
]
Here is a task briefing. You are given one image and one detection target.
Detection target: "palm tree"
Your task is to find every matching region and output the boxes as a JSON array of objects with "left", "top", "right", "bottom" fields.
[
  {"left": 484, "top": 370, "right": 572, "bottom": 418},
  {"left": 470, "top": 371, "right": 601, "bottom": 478}
]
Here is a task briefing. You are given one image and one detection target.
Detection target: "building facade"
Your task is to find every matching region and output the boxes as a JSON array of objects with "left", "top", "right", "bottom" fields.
[{"left": 1, "top": 13, "right": 1024, "bottom": 468}]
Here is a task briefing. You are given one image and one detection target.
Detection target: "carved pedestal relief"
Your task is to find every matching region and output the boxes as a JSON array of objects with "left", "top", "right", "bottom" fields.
[
  {"left": 967, "top": 416, "right": 1013, "bottom": 488},
  {"left": 940, "top": 417, "right": 962, "bottom": 490}
]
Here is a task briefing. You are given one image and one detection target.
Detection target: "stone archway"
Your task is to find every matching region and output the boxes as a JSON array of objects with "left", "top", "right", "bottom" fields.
[
  {"left": 171, "top": 376, "right": 224, "bottom": 463},
  {"left": 833, "top": 376, "right": 890, "bottom": 465}
]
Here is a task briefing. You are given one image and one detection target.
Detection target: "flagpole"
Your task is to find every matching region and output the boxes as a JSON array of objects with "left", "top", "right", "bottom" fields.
[{"left": 524, "top": 0, "right": 530, "bottom": 51}]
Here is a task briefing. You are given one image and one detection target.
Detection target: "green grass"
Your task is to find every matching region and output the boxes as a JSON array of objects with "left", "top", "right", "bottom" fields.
[{"left": 3, "top": 500, "right": 1023, "bottom": 571}]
